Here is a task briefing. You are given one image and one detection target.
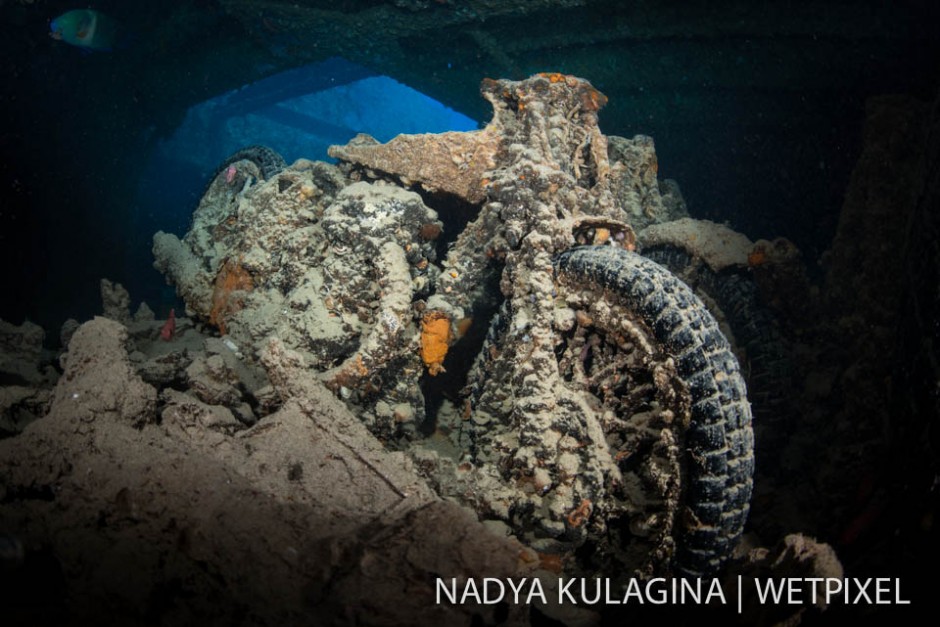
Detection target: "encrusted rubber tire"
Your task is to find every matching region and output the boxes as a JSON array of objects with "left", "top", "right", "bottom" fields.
[
  {"left": 554, "top": 245, "right": 754, "bottom": 577},
  {"left": 642, "top": 245, "right": 793, "bottom": 468},
  {"left": 210, "top": 145, "right": 287, "bottom": 183},
  {"left": 194, "top": 146, "right": 288, "bottom": 221}
]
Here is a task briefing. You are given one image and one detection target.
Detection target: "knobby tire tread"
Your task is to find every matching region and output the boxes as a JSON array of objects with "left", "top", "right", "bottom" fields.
[{"left": 555, "top": 246, "right": 754, "bottom": 577}]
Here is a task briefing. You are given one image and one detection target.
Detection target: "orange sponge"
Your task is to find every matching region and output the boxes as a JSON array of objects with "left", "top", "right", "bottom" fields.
[
  {"left": 420, "top": 311, "right": 452, "bottom": 376},
  {"left": 210, "top": 258, "right": 253, "bottom": 334}
]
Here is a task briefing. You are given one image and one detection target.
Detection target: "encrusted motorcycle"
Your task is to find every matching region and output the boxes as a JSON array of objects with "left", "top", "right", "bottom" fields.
[{"left": 154, "top": 73, "right": 754, "bottom": 579}]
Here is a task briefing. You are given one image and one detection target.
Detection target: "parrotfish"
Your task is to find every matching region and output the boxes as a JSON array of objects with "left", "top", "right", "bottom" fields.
[{"left": 49, "top": 9, "right": 121, "bottom": 52}]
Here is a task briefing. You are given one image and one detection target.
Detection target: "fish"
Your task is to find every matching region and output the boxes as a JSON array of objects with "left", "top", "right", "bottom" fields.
[{"left": 49, "top": 9, "right": 121, "bottom": 52}]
